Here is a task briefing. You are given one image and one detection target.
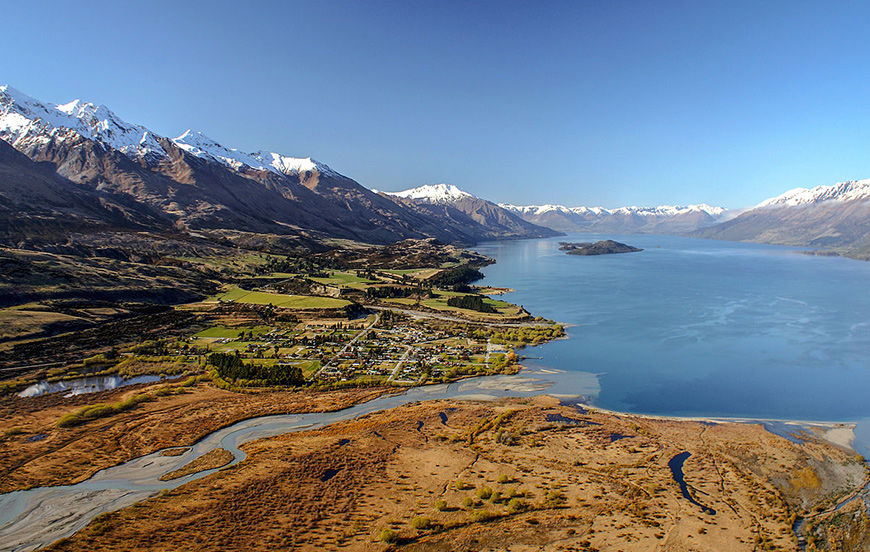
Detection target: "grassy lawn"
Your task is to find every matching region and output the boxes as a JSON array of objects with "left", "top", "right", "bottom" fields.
[
  {"left": 384, "top": 298, "right": 418, "bottom": 306},
  {"left": 381, "top": 268, "right": 440, "bottom": 280},
  {"left": 383, "top": 293, "right": 522, "bottom": 318},
  {"left": 309, "top": 271, "right": 377, "bottom": 287},
  {"left": 195, "top": 325, "right": 273, "bottom": 339},
  {"left": 212, "top": 287, "right": 351, "bottom": 309},
  {"left": 201, "top": 340, "right": 264, "bottom": 352},
  {"left": 421, "top": 293, "right": 523, "bottom": 318}
]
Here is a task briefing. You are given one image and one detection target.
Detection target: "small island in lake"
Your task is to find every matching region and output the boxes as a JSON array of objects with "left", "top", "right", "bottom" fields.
[{"left": 559, "top": 239, "right": 644, "bottom": 255}]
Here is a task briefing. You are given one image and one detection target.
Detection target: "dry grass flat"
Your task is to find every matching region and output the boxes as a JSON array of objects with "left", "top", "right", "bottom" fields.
[
  {"left": 0, "top": 382, "right": 392, "bottom": 492},
  {"left": 44, "top": 397, "right": 867, "bottom": 552}
]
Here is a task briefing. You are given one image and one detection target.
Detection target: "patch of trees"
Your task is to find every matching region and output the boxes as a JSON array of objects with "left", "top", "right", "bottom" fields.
[
  {"left": 427, "top": 265, "right": 484, "bottom": 291},
  {"left": 207, "top": 352, "right": 304, "bottom": 386},
  {"left": 343, "top": 302, "right": 369, "bottom": 319},
  {"left": 439, "top": 323, "right": 565, "bottom": 345},
  {"left": 365, "top": 286, "right": 413, "bottom": 299},
  {"left": 258, "top": 256, "right": 328, "bottom": 277},
  {"left": 271, "top": 277, "right": 315, "bottom": 295},
  {"left": 446, "top": 295, "right": 497, "bottom": 313}
]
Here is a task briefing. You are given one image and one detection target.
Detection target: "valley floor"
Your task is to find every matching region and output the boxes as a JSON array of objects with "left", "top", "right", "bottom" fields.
[
  {"left": 1, "top": 237, "right": 869, "bottom": 551},
  {"left": 28, "top": 394, "right": 870, "bottom": 552}
]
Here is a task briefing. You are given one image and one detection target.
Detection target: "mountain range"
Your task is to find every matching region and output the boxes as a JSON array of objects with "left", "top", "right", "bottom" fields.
[
  {"left": 0, "top": 85, "right": 555, "bottom": 247},
  {"left": 2, "top": 84, "right": 869, "bottom": 259},
  {"left": 380, "top": 184, "right": 552, "bottom": 240},
  {"left": 499, "top": 202, "right": 730, "bottom": 234},
  {"left": 692, "top": 179, "right": 870, "bottom": 259}
]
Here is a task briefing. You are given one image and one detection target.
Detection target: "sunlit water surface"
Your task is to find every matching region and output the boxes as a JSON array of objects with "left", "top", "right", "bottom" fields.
[{"left": 474, "top": 234, "right": 870, "bottom": 436}]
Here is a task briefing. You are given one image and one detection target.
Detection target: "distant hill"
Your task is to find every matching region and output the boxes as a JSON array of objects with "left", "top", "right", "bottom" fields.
[
  {"left": 379, "top": 184, "right": 559, "bottom": 241},
  {"left": 0, "top": 85, "right": 551, "bottom": 246},
  {"left": 500, "top": 202, "right": 729, "bottom": 234},
  {"left": 693, "top": 179, "right": 870, "bottom": 259}
]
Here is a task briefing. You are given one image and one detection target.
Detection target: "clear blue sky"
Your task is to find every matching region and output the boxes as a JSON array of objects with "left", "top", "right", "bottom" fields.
[{"left": 3, "top": 0, "right": 869, "bottom": 209}]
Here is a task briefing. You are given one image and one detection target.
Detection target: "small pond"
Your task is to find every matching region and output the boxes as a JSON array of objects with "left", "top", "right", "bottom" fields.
[{"left": 17, "top": 375, "right": 164, "bottom": 398}]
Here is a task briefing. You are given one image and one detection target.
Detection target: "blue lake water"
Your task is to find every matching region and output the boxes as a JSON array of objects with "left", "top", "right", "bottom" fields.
[{"left": 475, "top": 234, "right": 870, "bottom": 422}]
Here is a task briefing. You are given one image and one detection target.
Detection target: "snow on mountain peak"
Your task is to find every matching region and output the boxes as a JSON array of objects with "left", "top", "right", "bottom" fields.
[
  {"left": 173, "top": 129, "right": 265, "bottom": 171},
  {"left": 171, "top": 129, "right": 334, "bottom": 176},
  {"left": 0, "top": 85, "right": 335, "bottom": 178},
  {"left": 251, "top": 151, "right": 335, "bottom": 177},
  {"left": 0, "top": 85, "right": 167, "bottom": 159},
  {"left": 386, "top": 183, "right": 474, "bottom": 203},
  {"left": 500, "top": 202, "right": 726, "bottom": 218},
  {"left": 755, "top": 179, "right": 870, "bottom": 209}
]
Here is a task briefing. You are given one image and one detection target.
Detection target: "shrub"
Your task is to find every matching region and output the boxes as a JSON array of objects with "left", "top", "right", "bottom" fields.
[
  {"left": 411, "top": 516, "right": 431, "bottom": 530},
  {"left": 508, "top": 498, "right": 528, "bottom": 513},
  {"left": 497, "top": 474, "right": 510, "bottom": 484},
  {"left": 462, "top": 496, "right": 474, "bottom": 508},
  {"left": 455, "top": 479, "right": 471, "bottom": 490},
  {"left": 434, "top": 499, "right": 448, "bottom": 511},
  {"left": 57, "top": 394, "right": 150, "bottom": 428},
  {"left": 476, "top": 486, "right": 493, "bottom": 500},
  {"left": 379, "top": 528, "right": 398, "bottom": 543},
  {"left": 468, "top": 509, "right": 495, "bottom": 522}
]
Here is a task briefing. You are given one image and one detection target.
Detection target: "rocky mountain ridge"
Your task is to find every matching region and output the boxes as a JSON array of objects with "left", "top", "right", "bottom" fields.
[
  {"left": 0, "top": 85, "right": 554, "bottom": 246},
  {"left": 694, "top": 178, "right": 870, "bottom": 259},
  {"left": 381, "top": 184, "right": 558, "bottom": 241}
]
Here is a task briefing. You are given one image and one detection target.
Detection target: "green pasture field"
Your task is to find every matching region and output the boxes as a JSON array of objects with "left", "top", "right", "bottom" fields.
[{"left": 212, "top": 287, "right": 351, "bottom": 309}]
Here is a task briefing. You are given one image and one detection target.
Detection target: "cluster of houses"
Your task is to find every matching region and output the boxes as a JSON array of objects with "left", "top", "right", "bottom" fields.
[{"left": 196, "top": 320, "right": 498, "bottom": 384}]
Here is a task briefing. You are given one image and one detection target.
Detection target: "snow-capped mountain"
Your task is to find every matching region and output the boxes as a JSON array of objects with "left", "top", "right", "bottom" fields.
[
  {"left": 695, "top": 178, "right": 870, "bottom": 259},
  {"left": 755, "top": 179, "right": 870, "bottom": 208},
  {"left": 500, "top": 202, "right": 729, "bottom": 234},
  {"left": 172, "top": 129, "right": 336, "bottom": 177},
  {"left": 0, "top": 84, "right": 556, "bottom": 245},
  {"left": 501, "top": 203, "right": 725, "bottom": 217},
  {"left": 0, "top": 85, "right": 166, "bottom": 160},
  {"left": 0, "top": 85, "right": 333, "bottom": 178},
  {"left": 384, "top": 183, "right": 473, "bottom": 203},
  {"left": 381, "top": 184, "right": 557, "bottom": 240}
]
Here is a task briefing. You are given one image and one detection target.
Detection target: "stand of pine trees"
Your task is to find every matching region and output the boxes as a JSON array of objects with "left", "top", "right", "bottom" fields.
[
  {"left": 446, "top": 295, "right": 497, "bottom": 313},
  {"left": 207, "top": 352, "right": 304, "bottom": 386}
]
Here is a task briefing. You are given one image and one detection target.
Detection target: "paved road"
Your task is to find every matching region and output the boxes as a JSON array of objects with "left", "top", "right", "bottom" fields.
[
  {"left": 387, "top": 346, "right": 412, "bottom": 382},
  {"left": 316, "top": 312, "right": 380, "bottom": 376}
]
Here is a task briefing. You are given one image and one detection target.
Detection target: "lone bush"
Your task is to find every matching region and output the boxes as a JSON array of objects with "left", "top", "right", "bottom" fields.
[
  {"left": 379, "top": 528, "right": 398, "bottom": 543},
  {"left": 434, "top": 499, "right": 448, "bottom": 511},
  {"left": 411, "top": 516, "right": 431, "bottom": 530},
  {"left": 476, "top": 486, "right": 493, "bottom": 500},
  {"left": 508, "top": 498, "right": 528, "bottom": 513},
  {"left": 468, "top": 509, "right": 495, "bottom": 522}
]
